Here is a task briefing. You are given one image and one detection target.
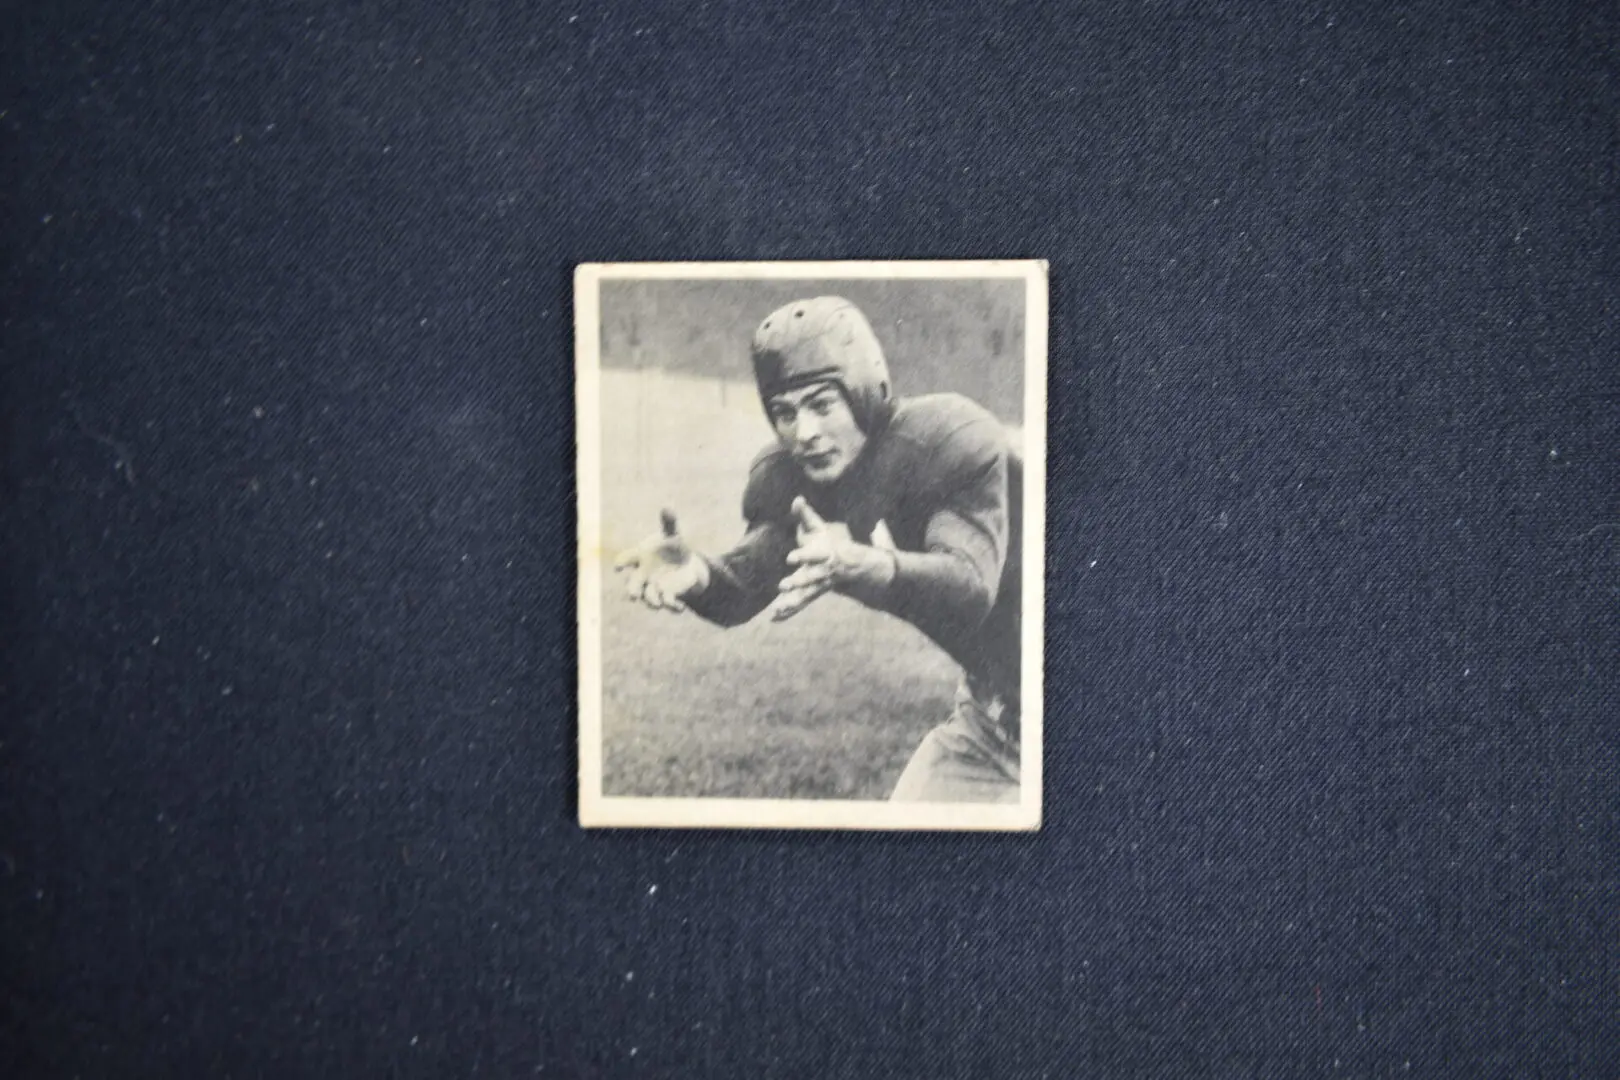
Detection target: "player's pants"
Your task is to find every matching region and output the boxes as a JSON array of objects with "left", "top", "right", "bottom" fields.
[{"left": 889, "top": 677, "right": 1020, "bottom": 803}]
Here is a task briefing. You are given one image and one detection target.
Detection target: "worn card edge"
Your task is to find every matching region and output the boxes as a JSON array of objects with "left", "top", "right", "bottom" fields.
[{"left": 575, "top": 259, "right": 1047, "bottom": 831}]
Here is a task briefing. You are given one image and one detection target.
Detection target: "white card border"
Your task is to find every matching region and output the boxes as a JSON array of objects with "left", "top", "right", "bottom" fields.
[{"left": 576, "top": 259, "right": 1047, "bottom": 831}]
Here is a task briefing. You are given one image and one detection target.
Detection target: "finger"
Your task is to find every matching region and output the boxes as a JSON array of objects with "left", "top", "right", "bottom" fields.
[
  {"left": 660, "top": 508, "right": 679, "bottom": 538},
  {"left": 791, "top": 496, "right": 826, "bottom": 533},
  {"left": 624, "top": 569, "right": 648, "bottom": 602},
  {"left": 648, "top": 577, "right": 682, "bottom": 611},
  {"left": 785, "top": 544, "right": 832, "bottom": 567},
  {"left": 664, "top": 594, "right": 687, "bottom": 614},
  {"left": 771, "top": 593, "right": 824, "bottom": 622},
  {"left": 612, "top": 548, "right": 640, "bottom": 572},
  {"left": 778, "top": 563, "right": 834, "bottom": 592},
  {"left": 770, "top": 582, "right": 832, "bottom": 621}
]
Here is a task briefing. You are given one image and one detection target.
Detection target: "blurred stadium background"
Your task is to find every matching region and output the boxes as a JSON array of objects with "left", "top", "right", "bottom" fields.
[{"left": 595, "top": 278, "right": 1026, "bottom": 798}]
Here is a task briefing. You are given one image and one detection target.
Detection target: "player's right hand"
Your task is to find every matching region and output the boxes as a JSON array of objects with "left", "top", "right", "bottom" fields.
[{"left": 613, "top": 509, "right": 710, "bottom": 613}]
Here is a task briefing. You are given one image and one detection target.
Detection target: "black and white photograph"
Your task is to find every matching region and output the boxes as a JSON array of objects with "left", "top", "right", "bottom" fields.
[{"left": 577, "top": 261, "right": 1046, "bottom": 829}]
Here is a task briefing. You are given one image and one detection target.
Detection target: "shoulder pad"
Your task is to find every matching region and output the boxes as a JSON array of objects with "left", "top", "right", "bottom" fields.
[{"left": 888, "top": 394, "right": 1010, "bottom": 474}]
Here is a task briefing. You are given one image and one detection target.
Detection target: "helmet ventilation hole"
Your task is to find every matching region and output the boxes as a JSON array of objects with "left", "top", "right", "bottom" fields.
[{"left": 794, "top": 309, "right": 804, "bottom": 317}]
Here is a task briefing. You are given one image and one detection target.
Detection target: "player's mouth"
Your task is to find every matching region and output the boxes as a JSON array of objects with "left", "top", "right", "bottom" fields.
[{"left": 798, "top": 448, "right": 838, "bottom": 473}]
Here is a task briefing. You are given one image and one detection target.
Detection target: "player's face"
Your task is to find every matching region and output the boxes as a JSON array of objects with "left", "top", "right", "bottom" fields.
[{"left": 767, "top": 382, "right": 867, "bottom": 485}]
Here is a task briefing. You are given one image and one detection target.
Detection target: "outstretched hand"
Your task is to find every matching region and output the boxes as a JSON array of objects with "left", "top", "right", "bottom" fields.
[
  {"left": 613, "top": 509, "right": 710, "bottom": 613},
  {"left": 769, "top": 497, "right": 895, "bottom": 622}
]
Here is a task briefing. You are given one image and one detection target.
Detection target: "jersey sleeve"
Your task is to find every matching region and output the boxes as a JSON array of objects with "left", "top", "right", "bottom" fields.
[
  {"left": 882, "top": 414, "right": 1011, "bottom": 645},
  {"left": 684, "top": 450, "right": 797, "bottom": 627}
]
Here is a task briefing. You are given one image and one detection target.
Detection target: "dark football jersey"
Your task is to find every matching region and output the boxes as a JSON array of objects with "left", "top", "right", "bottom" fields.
[{"left": 687, "top": 393, "right": 1022, "bottom": 704}]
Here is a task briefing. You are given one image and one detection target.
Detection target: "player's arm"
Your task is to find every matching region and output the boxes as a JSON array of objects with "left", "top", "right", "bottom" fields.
[
  {"left": 680, "top": 450, "right": 803, "bottom": 626},
  {"left": 614, "top": 508, "right": 794, "bottom": 626},
  {"left": 684, "top": 518, "right": 796, "bottom": 627},
  {"left": 878, "top": 420, "right": 1011, "bottom": 641}
]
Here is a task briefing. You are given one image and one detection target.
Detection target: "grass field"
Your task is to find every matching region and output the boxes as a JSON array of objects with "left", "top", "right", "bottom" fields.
[
  {"left": 595, "top": 368, "right": 961, "bottom": 799},
  {"left": 600, "top": 584, "right": 958, "bottom": 799}
]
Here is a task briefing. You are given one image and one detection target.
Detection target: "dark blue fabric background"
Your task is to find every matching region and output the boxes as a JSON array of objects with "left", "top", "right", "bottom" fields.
[{"left": 3, "top": 3, "right": 1615, "bottom": 1076}]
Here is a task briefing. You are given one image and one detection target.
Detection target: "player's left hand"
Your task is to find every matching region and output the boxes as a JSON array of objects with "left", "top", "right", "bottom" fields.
[{"left": 771, "top": 497, "right": 896, "bottom": 621}]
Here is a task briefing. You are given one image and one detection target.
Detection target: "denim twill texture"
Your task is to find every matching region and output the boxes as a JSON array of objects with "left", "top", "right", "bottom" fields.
[{"left": 2, "top": 3, "right": 1615, "bottom": 1077}]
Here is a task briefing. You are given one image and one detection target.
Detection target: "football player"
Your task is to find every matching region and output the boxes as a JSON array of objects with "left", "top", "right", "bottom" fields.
[{"left": 614, "top": 296, "right": 1022, "bottom": 803}]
